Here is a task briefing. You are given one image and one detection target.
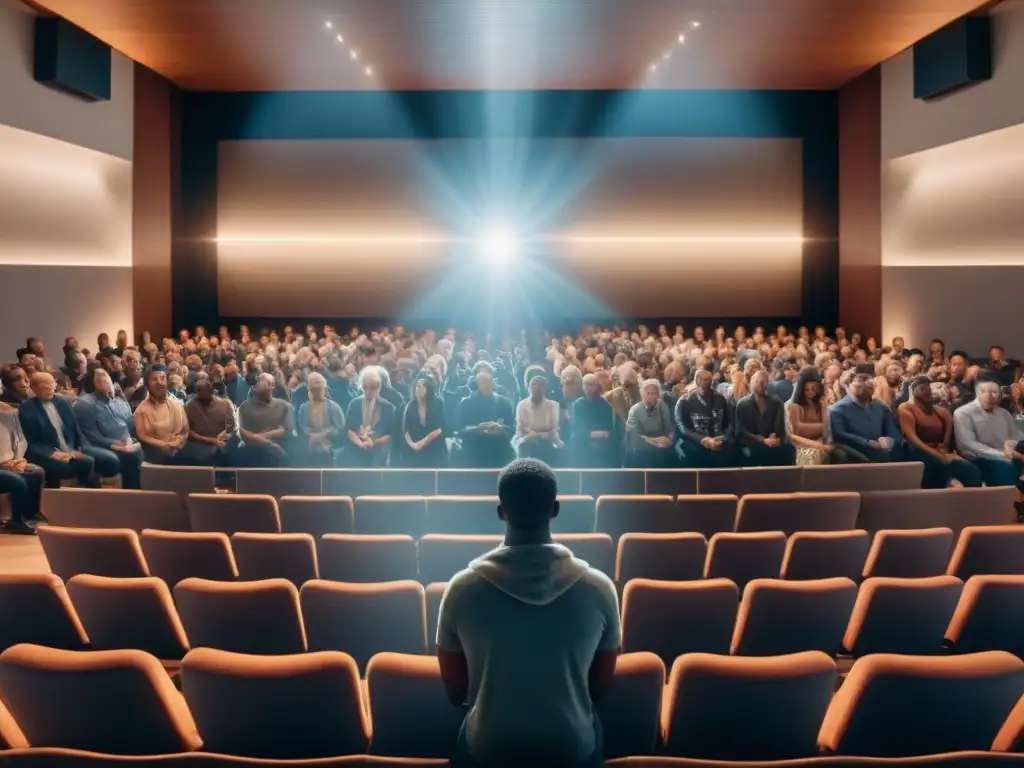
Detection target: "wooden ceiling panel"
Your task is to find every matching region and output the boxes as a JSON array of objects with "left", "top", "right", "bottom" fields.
[{"left": 28, "top": 0, "right": 995, "bottom": 91}]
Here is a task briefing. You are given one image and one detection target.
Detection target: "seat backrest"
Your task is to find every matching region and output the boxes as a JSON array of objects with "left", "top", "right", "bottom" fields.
[
  {"left": 38, "top": 527, "right": 149, "bottom": 582},
  {"left": 948, "top": 526, "right": 1024, "bottom": 581},
  {"left": 425, "top": 582, "right": 446, "bottom": 654},
  {"left": 946, "top": 575, "right": 1024, "bottom": 659},
  {"left": 802, "top": 462, "right": 924, "bottom": 493},
  {"left": 278, "top": 496, "right": 354, "bottom": 537},
  {"left": 781, "top": 530, "right": 869, "bottom": 582},
  {"left": 672, "top": 495, "right": 739, "bottom": 539},
  {"left": 417, "top": 535, "right": 501, "bottom": 584},
  {"left": 863, "top": 527, "right": 955, "bottom": 579},
  {"left": 42, "top": 489, "right": 188, "bottom": 532},
  {"left": 731, "top": 578, "right": 857, "bottom": 657},
  {"left": 595, "top": 651, "right": 666, "bottom": 759},
  {"left": 321, "top": 469, "right": 385, "bottom": 498},
  {"left": 434, "top": 470, "right": 500, "bottom": 496},
  {"left": 140, "top": 530, "right": 238, "bottom": 587},
  {"left": 695, "top": 468, "right": 745, "bottom": 495},
  {"left": 705, "top": 532, "right": 787, "bottom": 591},
  {"left": 424, "top": 496, "right": 502, "bottom": 535},
  {"left": 553, "top": 534, "right": 615, "bottom": 578},
  {"left": 579, "top": 469, "right": 646, "bottom": 497},
  {"left": 643, "top": 470, "right": 698, "bottom": 496},
  {"left": 858, "top": 487, "right": 1016, "bottom": 539},
  {"left": 550, "top": 495, "right": 596, "bottom": 534},
  {"left": 596, "top": 495, "right": 678, "bottom": 542},
  {"left": 621, "top": 578, "right": 739, "bottom": 665},
  {"left": 231, "top": 533, "right": 318, "bottom": 587},
  {"left": 354, "top": 496, "right": 428, "bottom": 537},
  {"left": 616, "top": 533, "right": 708, "bottom": 583},
  {"left": 187, "top": 494, "right": 280, "bottom": 535},
  {"left": 0, "top": 574, "right": 88, "bottom": 652},
  {"left": 235, "top": 469, "right": 322, "bottom": 498},
  {"left": 174, "top": 578, "right": 306, "bottom": 655},
  {"left": 66, "top": 575, "right": 189, "bottom": 661},
  {"left": 318, "top": 534, "right": 418, "bottom": 583},
  {"left": 735, "top": 493, "right": 860, "bottom": 536},
  {"left": 140, "top": 463, "right": 216, "bottom": 499},
  {"left": 738, "top": 466, "right": 804, "bottom": 495},
  {"left": 663, "top": 651, "right": 837, "bottom": 760},
  {"left": 819, "top": 651, "right": 1024, "bottom": 756},
  {"left": 0, "top": 644, "right": 200, "bottom": 754}
]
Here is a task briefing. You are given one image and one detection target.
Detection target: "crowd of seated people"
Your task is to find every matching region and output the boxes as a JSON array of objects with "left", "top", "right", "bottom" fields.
[{"left": 1, "top": 323, "right": 1023, "bottom": 533}]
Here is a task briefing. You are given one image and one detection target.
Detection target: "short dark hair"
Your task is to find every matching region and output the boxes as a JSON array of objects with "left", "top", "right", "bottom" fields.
[
  {"left": 82, "top": 363, "right": 104, "bottom": 394},
  {"left": 497, "top": 459, "right": 558, "bottom": 531},
  {"left": 949, "top": 350, "right": 969, "bottom": 362},
  {"left": 145, "top": 363, "right": 168, "bottom": 384},
  {"left": 990, "top": 345, "right": 1005, "bottom": 353}
]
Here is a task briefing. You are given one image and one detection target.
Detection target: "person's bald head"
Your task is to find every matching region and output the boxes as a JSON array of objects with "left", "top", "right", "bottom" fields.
[{"left": 29, "top": 371, "right": 56, "bottom": 401}]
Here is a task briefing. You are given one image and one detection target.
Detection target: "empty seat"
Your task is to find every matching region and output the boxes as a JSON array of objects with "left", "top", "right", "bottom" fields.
[
  {"left": 417, "top": 535, "right": 501, "bottom": 585},
  {"left": 354, "top": 496, "right": 428, "bottom": 537},
  {"left": 0, "top": 574, "right": 88, "bottom": 652},
  {"left": 663, "top": 651, "right": 837, "bottom": 760},
  {"left": 235, "top": 468, "right": 322, "bottom": 498},
  {"left": 844, "top": 576, "right": 964, "bottom": 657},
  {"left": 731, "top": 578, "right": 857, "bottom": 657},
  {"left": 621, "top": 579, "right": 738, "bottom": 666},
  {"left": 802, "top": 462, "right": 924, "bottom": 493},
  {"left": 435, "top": 470, "right": 500, "bottom": 496},
  {"left": 181, "top": 647, "right": 368, "bottom": 759},
  {"left": 300, "top": 580, "right": 426, "bottom": 669},
  {"left": 643, "top": 470, "right": 698, "bottom": 496},
  {"left": 819, "top": 651, "right": 1024, "bottom": 756},
  {"left": 553, "top": 534, "right": 615, "bottom": 578},
  {"left": 37, "top": 527, "right": 148, "bottom": 582},
  {"left": 140, "top": 530, "right": 238, "bottom": 587},
  {"left": 672, "top": 495, "right": 738, "bottom": 539},
  {"left": 174, "top": 578, "right": 306, "bottom": 655},
  {"left": 948, "top": 526, "right": 1024, "bottom": 581},
  {"left": 41, "top": 488, "right": 189, "bottom": 532},
  {"left": 595, "top": 652, "right": 666, "bottom": 759},
  {"left": 735, "top": 492, "right": 860, "bottom": 536},
  {"left": 863, "top": 527, "right": 955, "bottom": 578},
  {"left": 66, "top": 575, "right": 188, "bottom": 661},
  {"left": 424, "top": 496, "right": 502, "bottom": 535},
  {"left": 857, "top": 487, "right": 1016, "bottom": 538},
  {"left": 550, "top": 495, "right": 596, "bottom": 533},
  {"left": 231, "top": 533, "right": 318, "bottom": 586},
  {"left": 705, "top": 531, "right": 786, "bottom": 591},
  {"left": 946, "top": 576, "right": 1024, "bottom": 658},
  {"left": 278, "top": 495, "right": 354, "bottom": 536},
  {"left": 616, "top": 533, "right": 707, "bottom": 583},
  {"left": 596, "top": 495, "right": 678, "bottom": 542},
  {"left": 318, "top": 535, "right": 418, "bottom": 583},
  {"left": 140, "top": 463, "right": 216, "bottom": 499},
  {"left": 780, "top": 530, "right": 869, "bottom": 581},
  {"left": 365, "top": 653, "right": 464, "bottom": 758},
  {"left": 425, "top": 582, "right": 446, "bottom": 653},
  {"left": 187, "top": 493, "right": 280, "bottom": 535},
  {"left": 0, "top": 644, "right": 200, "bottom": 754}
]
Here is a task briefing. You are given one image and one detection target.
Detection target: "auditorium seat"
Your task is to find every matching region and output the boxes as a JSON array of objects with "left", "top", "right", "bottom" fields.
[
  {"left": 435, "top": 470, "right": 499, "bottom": 496},
  {"left": 66, "top": 575, "right": 188, "bottom": 661},
  {"left": 818, "top": 652, "right": 1024, "bottom": 756},
  {"left": 643, "top": 469, "right": 698, "bottom": 496},
  {"left": 278, "top": 496, "right": 354, "bottom": 537},
  {"left": 553, "top": 533, "right": 615, "bottom": 577},
  {"left": 0, "top": 697, "right": 26, "bottom": 750},
  {"left": 322, "top": 470, "right": 385, "bottom": 498},
  {"left": 843, "top": 576, "right": 963, "bottom": 657},
  {"left": 231, "top": 533, "right": 319, "bottom": 586},
  {"left": 417, "top": 535, "right": 501, "bottom": 584},
  {"left": 0, "top": 751, "right": 451, "bottom": 765},
  {"left": 857, "top": 486, "right": 1016, "bottom": 538},
  {"left": 235, "top": 468, "right": 322, "bottom": 498},
  {"left": 180, "top": 648, "right": 368, "bottom": 759},
  {"left": 731, "top": 578, "right": 857, "bottom": 657},
  {"left": 948, "top": 526, "right": 1024, "bottom": 581},
  {"left": 946, "top": 576, "right": 1024, "bottom": 658},
  {"left": 596, "top": 495, "right": 677, "bottom": 541},
  {"left": 694, "top": 468, "right": 745, "bottom": 495},
  {"left": 662, "top": 651, "right": 836, "bottom": 760},
  {"left": 738, "top": 466, "right": 804, "bottom": 495},
  {"left": 41, "top": 488, "right": 190, "bottom": 532},
  {"left": 0, "top": 644, "right": 201, "bottom": 754},
  {"left": 382, "top": 469, "right": 437, "bottom": 496},
  {"left": 187, "top": 494, "right": 281, "bottom": 535},
  {"left": 354, "top": 496, "right": 428, "bottom": 537},
  {"left": 579, "top": 469, "right": 645, "bottom": 497},
  {"left": 140, "top": 530, "right": 238, "bottom": 587},
  {"left": 365, "top": 653, "right": 464, "bottom": 758},
  {"left": 780, "top": 530, "right": 869, "bottom": 582},
  {"left": 318, "top": 535, "right": 418, "bottom": 583},
  {"left": 424, "top": 496, "right": 502, "bottom": 535},
  {"left": 863, "top": 527, "right": 955, "bottom": 579},
  {"left": 554, "top": 469, "right": 583, "bottom": 495},
  {"left": 704, "top": 531, "right": 787, "bottom": 591},
  {"left": 801, "top": 462, "right": 924, "bottom": 493},
  {"left": 425, "top": 582, "right": 445, "bottom": 653},
  {"left": 300, "top": 580, "right": 426, "bottom": 669},
  {"left": 621, "top": 578, "right": 738, "bottom": 666},
  {"left": 38, "top": 527, "right": 149, "bottom": 582},
  {"left": 140, "top": 463, "right": 216, "bottom": 500},
  {"left": 672, "top": 495, "right": 738, "bottom": 539},
  {"left": 0, "top": 574, "right": 88, "bottom": 652},
  {"left": 615, "top": 533, "right": 707, "bottom": 583},
  {"left": 174, "top": 578, "right": 306, "bottom": 656},
  {"left": 595, "top": 651, "right": 666, "bottom": 759},
  {"left": 734, "top": 492, "right": 860, "bottom": 536},
  {"left": 550, "top": 495, "right": 596, "bottom": 534}
]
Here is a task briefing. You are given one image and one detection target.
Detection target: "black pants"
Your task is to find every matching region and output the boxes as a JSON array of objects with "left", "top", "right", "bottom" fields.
[
  {"left": 108, "top": 448, "right": 143, "bottom": 489},
  {"left": 742, "top": 442, "right": 797, "bottom": 467},
  {"left": 517, "top": 439, "right": 565, "bottom": 468},
  {"left": 678, "top": 441, "right": 741, "bottom": 468},
  {"left": 236, "top": 442, "right": 290, "bottom": 468},
  {"left": 34, "top": 452, "right": 100, "bottom": 488},
  {"left": 625, "top": 445, "right": 677, "bottom": 468},
  {"left": 0, "top": 466, "right": 45, "bottom": 522},
  {"left": 907, "top": 446, "right": 984, "bottom": 489}
]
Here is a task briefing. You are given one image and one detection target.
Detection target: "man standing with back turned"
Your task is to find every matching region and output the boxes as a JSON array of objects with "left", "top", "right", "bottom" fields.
[{"left": 437, "top": 459, "right": 620, "bottom": 767}]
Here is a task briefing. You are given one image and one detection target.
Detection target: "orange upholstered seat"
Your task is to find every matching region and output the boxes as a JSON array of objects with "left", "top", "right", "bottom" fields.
[
  {"left": 231, "top": 532, "right": 319, "bottom": 586},
  {"left": 38, "top": 527, "right": 148, "bottom": 581},
  {"left": 187, "top": 493, "right": 281, "bottom": 535},
  {"left": 780, "top": 530, "right": 869, "bottom": 582},
  {"left": 140, "top": 530, "right": 238, "bottom": 587}
]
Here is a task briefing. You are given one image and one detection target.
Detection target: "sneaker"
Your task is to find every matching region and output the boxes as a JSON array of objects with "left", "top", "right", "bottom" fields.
[{"left": 3, "top": 521, "right": 36, "bottom": 536}]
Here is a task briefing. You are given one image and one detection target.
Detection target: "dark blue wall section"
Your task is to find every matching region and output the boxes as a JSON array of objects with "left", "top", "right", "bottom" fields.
[{"left": 174, "top": 89, "right": 838, "bottom": 332}]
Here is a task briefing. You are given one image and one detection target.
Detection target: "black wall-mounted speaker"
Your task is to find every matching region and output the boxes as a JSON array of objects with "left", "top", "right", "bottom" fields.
[
  {"left": 34, "top": 15, "right": 112, "bottom": 102},
  {"left": 913, "top": 14, "right": 992, "bottom": 101}
]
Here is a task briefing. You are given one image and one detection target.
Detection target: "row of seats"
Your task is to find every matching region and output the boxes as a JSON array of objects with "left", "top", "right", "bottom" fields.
[
  {"left": 41, "top": 485, "right": 1017, "bottom": 540},
  {"left": 139, "top": 462, "right": 927, "bottom": 500},
  {"left": 36, "top": 524, "right": 1024, "bottom": 591},
  {"left": 3, "top": 643, "right": 1024, "bottom": 761}
]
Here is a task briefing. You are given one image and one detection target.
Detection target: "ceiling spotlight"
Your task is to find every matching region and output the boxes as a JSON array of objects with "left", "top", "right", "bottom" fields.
[
  {"left": 325, "top": 21, "right": 332, "bottom": 29},
  {"left": 649, "top": 63, "right": 658, "bottom": 73},
  {"left": 691, "top": 20, "right": 701, "bottom": 28},
  {"left": 678, "top": 33, "right": 686, "bottom": 44},
  {"left": 481, "top": 229, "right": 517, "bottom": 264},
  {"left": 336, "top": 33, "right": 344, "bottom": 43},
  {"left": 350, "top": 50, "right": 359, "bottom": 60},
  {"left": 364, "top": 66, "right": 373, "bottom": 76}
]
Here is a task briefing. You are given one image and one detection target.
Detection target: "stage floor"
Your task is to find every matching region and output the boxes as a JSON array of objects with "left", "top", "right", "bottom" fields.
[{"left": 0, "top": 535, "right": 48, "bottom": 575}]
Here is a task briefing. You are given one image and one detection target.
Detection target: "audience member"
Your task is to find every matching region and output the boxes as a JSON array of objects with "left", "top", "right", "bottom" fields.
[
  {"left": 829, "top": 373, "right": 904, "bottom": 463},
  {"left": 898, "top": 376, "right": 982, "bottom": 489},
  {"left": 624, "top": 379, "right": 675, "bottom": 468},
  {"left": 675, "top": 369, "right": 736, "bottom": 467},
  {"left": 0, "top": 401, "right": 45, "bottom": 533},
  {"left": 238, "top": 372, "right": 293, "bottom": 467},
  {"left": 514, "top": 375, "right": 563, "bottom": 465},
  {"left": 735, "top": 370, "right": 794, "bottom": 466},
  {"left": 73, "top": 366, "right": 143, "bottom": 489},
  {"left": 953, "top": 379, "right": 1024, "bottom": 492},
  {"left": 572, "top": 374, "right": 618, "bottom": 468},
  {"left": 401, "top": 375, "right": 447, "bottom": 468},
  {"left": 295, "top": 372, "right": 345, "bottom": 467},
  {"left": 183, "top": 378, "right": 238, "bottom": 466},
  {"left": 344, "top": 367, "right": 394, "bottom": 467},
  {"left": 458, "top": 368, "right": 515, "bottom": 468},
  {"left": 133, "top": 366, "right": 190, "bottom": 464}
]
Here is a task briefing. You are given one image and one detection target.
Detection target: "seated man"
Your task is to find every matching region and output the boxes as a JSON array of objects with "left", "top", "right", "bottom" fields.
[
  {"left": 828, "top": 372, "right": 905, "bottom": 462},
  {"left": 133, "top": 366, "right": 190, "bottom": 464},
  {"left": 735, "top": 370, "right": 795, "bottom": 467},
  {"left": 457, "top": 368, "right": 515, "bottom": 468},
  {"left": 513, "top": 375, "right": 564, "bottom": 466},
  {"left": 954, "top": 378, "right": 1024, "bottom": 492},
  {"left": 675, "top": 368, "right": 738, "bottom": 467},
  {"left": 0, "top": 364, "right": 31, "bottom": 406},
  {"left": 0, "top": 401, "right": 45, "bottom": 533},
  {"left": 437, "top": 459, "right": 620, "bottom": 767},
  {"left": 183, "top": 378, "right": 237, "bottom": 466},
  {"left": 238, "top": 373, "right": 293, "bottom": 467},
  {"left": 19, "top": 372, "right": 116, "bottom": 487},
  {"left": 625, "top": 379, "right": 675, "bottom": 468},
  {"left": 571, "top": 373, "right": 619, "bottom": 468},
  {"left": 73, "top": 366, "right": 144, "bottom": 489}
]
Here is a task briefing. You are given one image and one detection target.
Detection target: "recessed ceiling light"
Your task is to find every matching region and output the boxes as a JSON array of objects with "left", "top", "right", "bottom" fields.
[
  {"left": 365, "top": 66, "right": 373, "bottom": 76},
  {"left": 678, "top": 33, "right": 686, "bottom": 44},
  {"left": 325, "top": 21, "right": 332, "bottom": 29},
  {"left": 691, "top": 20, "right": 701, "bottom": 28},
  {"left": 350, "top": 50, "right": 359, "bottom": 61},
  {"left": 649, "top": 63, "right": 657, "bottom": 73},
  {"left": 336, "top": 33, "right": 344, "bottom": 43}
]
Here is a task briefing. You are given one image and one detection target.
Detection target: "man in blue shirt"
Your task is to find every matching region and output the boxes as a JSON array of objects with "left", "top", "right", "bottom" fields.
[
  {"left": 829, "top": 372, "right": 904, "bottom": 463},
  {"left": 73, "top": 366, "right": 143, "bottom": 489}
]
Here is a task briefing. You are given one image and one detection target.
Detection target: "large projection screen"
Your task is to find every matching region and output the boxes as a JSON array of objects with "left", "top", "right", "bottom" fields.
[{"left": 217, "top": 138, "right": 803, "bottom": 319}]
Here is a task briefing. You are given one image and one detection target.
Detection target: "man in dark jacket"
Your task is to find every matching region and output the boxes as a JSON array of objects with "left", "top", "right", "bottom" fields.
[
  {"left": 735, "top": 370, "right": 795, "bottom": 466},
  {"left": 674, "top": 368, "right": 738, "bottom": 467}
]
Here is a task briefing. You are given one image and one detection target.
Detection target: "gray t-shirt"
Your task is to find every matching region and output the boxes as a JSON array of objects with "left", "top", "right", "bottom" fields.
[
  {"left": 437, "top": 543, "right": 620, "bottom": 765},
  {"left": 238, "top": 397, "right": 293, "bottom": 442}
]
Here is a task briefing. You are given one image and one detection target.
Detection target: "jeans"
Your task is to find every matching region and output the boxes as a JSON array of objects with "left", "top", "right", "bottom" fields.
[
  {"left": 970, "top": 457, "right": 1024, "bottom": 491},
  {"left": 34, "top": 451, "right": 99, "bottom": 488},
  {"left": 0, "top": 466, "right": 45, "bottom": 522},
  {"left": 907, "top": 446, "right": 984, "bottom": 489},
  {"left": 835, "top": 442, "right": 905, "bottom": 464},
  {"left": 85, "top": 446, "right": 130, "bottom": 484}
]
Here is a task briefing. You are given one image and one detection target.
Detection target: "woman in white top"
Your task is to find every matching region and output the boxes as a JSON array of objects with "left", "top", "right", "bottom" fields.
[{"left": 514, "top": 375, "right": 563, "bottom": 466}]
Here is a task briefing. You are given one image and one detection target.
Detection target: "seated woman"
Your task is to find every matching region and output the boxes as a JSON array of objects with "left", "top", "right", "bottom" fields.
[
  {"left": 625, "top": 379, "right": 676, "bottom": 468},
  {"left": 513, "top": 375, "right": 563, "bottom": 466},
  {"left": 785, "top": 367, "right": 863, "bottom": 465},
  {"left": 898, "top": 376, "right": 982, "bottom": 489},
  {"left": 402, "top": 375, "right": 448, "bottom": 468},
  {"left": 296, "top": 373, "right": 346, "bottom": 467},
  {"left": 343, "top": 367, "right": 395, "bottom": 467}
]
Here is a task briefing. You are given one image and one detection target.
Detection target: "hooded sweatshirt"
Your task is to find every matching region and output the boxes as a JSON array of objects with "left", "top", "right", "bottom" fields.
[{"left": 437, "top": 542, "right": 620, "bottom": 766}]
